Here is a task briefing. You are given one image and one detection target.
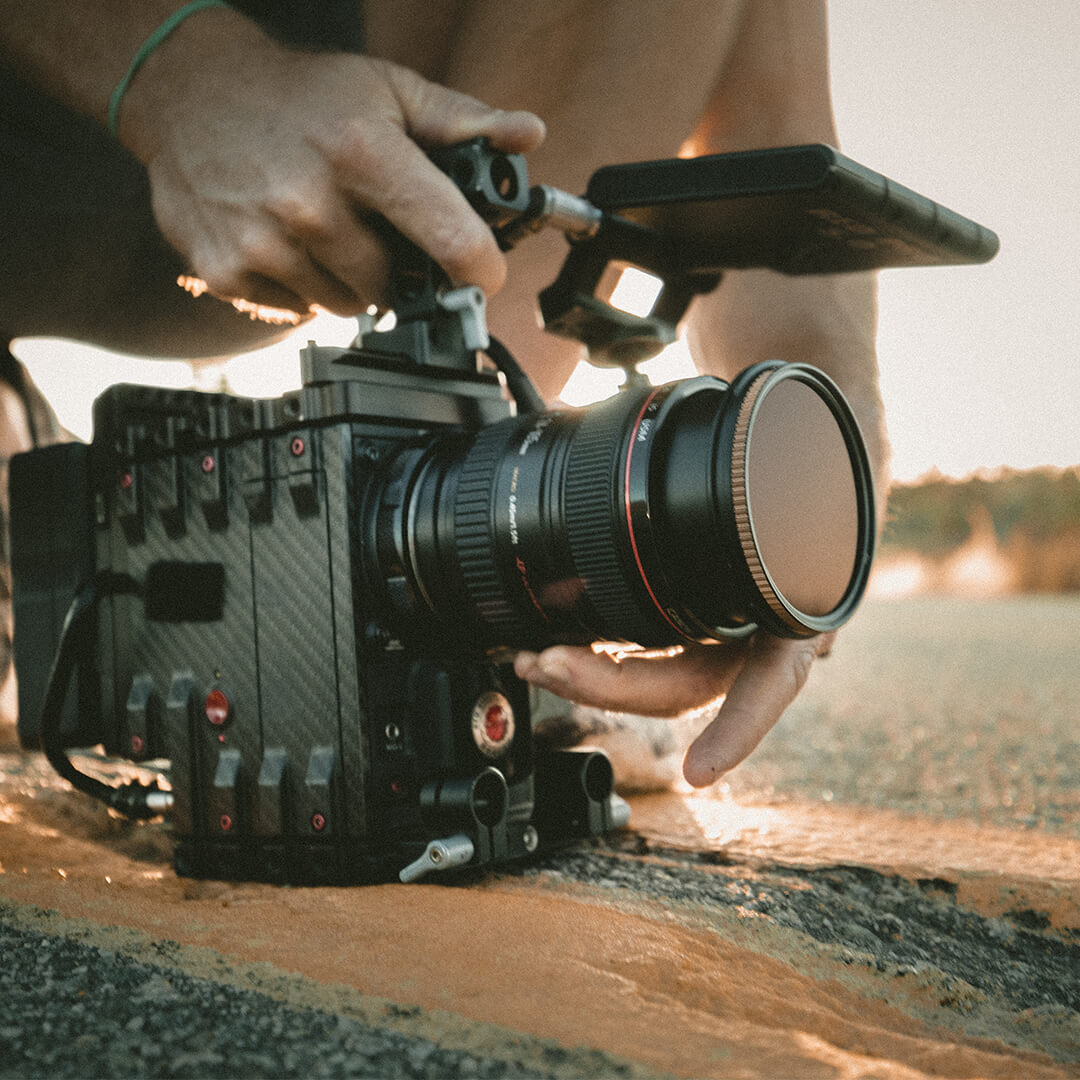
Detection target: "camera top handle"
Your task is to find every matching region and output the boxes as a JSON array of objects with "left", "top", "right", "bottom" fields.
[
  {"left": 350, "top": 139, "right": 998, "bottom": 397},
  {"left": 324, "top": 139, "right": 720, "bottom": 398}
]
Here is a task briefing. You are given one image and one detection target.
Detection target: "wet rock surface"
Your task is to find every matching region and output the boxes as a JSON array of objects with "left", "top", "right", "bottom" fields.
[
  {"left": 1, "top": 597, "right": 1078, "bottom": 1077},
  {"left": 525, "top": 841, "right": 1080, "bottom": 1015},
  {"left": 0, "top": 921, "right": 587, "bottom": 1080}
]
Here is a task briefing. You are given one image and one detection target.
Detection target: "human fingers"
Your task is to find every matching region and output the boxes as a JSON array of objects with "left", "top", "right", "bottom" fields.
[
  {"left": 382, "top": 60, "right": 546, "bottom": 154},
  {"left": 323, "top": 63, "right": 545, "bottom": 296},
  {"left": 323, "top": 119, "right": 512, "bottom": 297},
  {"left": 513, "top": 642, "right": 749, "bottom": 718},
  {"left": 191, "top": 234, "right": 373, "bottom": 318},
  {"left": 150, "top": 154, "right": 395, "bottom": 317},
  {"left": 681, "top": 632, "right": 835, "bottom": 788}
]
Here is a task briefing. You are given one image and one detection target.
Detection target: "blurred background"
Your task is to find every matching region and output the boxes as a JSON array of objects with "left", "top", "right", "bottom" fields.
[
  {"left": 827, "top": 0, "right": 1080, "bottom": 600},
  {"left": 11, "top": 0, "right": 1080, "bottom": 600}
]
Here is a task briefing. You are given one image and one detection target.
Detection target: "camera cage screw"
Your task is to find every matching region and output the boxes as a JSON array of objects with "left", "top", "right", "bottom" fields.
[
  {"left": 522, "top": 825, "right": 539, "bottom": 853},
  {"left": 435, "top": 286, "right": 489, "bottom": 352}
]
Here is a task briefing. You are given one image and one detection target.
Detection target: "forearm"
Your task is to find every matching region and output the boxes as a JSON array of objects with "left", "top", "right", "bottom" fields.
[{"left": 0, "top": 1, "right": 269, "bottom": 156}]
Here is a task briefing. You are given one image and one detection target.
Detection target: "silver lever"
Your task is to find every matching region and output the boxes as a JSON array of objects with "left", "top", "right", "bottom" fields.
[{"left": 398, "top": 833, "right": 475, "bottom": 883}]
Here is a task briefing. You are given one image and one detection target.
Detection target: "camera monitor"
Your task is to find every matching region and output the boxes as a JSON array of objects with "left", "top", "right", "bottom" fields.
[{"left": 585, "top": 143, "right": 999, "bottom": 275}]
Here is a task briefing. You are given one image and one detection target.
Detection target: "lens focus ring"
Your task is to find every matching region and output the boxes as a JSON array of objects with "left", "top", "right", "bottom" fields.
[
  {"left": 563, "top": 399, "right": 653, "bottom": 641},
  {"left": 453, "top": 425, "right": 523, "bottom": 634}
]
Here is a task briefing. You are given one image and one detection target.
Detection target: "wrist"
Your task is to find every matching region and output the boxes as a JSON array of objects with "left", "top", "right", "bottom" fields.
[{"left": 113, "top": 3, "right": 277, "bottom": 162}]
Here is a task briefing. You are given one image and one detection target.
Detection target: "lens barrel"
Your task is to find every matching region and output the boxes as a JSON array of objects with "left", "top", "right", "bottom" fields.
[{"left": 374, "top": 361, "right": 875, "bottom": 647}]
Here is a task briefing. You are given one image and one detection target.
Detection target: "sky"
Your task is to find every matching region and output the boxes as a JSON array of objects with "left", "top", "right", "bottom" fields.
[
  {"left": 826, "top": 0, "right": 1080, "bottom": 480},
  {"left": 13, "top": 1, "right": 1080, "bottom": 482}
]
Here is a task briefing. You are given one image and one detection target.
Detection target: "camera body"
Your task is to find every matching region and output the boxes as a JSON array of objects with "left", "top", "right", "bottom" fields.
[
  {"left": 12, "top": 355, "right": 616, "bottom": 884},
  {"left": 10, "top": 141, "right": 997, "bottom": 885}
]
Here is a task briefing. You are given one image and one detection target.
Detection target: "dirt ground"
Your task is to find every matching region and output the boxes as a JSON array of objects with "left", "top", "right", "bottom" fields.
[{"left": 1, "top": 596, "right": 1078, "bottom": 1078}]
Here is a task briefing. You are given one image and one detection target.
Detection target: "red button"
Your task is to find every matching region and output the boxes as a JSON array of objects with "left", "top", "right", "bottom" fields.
[
  {"left": 205, "top": 688, "right": 230, "bottom": 727},
  {"left": 484, "top": 705, "right": 508, "bottom": 744}
]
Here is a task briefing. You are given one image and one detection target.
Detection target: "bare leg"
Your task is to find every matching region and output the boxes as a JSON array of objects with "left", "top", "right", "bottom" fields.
[{"left": 365, "top": 0, "right": 748, "bottom": 400}]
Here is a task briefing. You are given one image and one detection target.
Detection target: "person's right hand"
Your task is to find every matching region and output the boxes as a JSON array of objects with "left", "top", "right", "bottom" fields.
[{"left": 117, "top": 11, "right": 545, "bottom": 318}]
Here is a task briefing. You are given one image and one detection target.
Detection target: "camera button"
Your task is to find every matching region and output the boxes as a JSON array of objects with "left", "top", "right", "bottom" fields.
[
  {"left": 471, "top": 691, "right": 515, "bottom": 759},
  {"left": 204, "top": 687, "right": 231, "bottom": 727}
]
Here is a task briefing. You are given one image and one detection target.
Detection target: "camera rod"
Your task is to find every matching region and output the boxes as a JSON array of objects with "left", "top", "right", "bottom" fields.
[
  {"left": 333, "top": 139, "right": 712, "bottom": 404},
  {"left": 431, "top": 138, "right": 712, "bottom": 375}
]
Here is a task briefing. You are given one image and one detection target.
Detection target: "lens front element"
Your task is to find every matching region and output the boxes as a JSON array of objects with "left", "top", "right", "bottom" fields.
[{"left": 732, "top": 367, "right": 867, "bottom": 630}]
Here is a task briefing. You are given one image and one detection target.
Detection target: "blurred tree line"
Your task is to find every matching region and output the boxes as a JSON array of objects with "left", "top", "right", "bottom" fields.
[{"left": 881, "top": 467, "right": 1080, "bottom": 592}]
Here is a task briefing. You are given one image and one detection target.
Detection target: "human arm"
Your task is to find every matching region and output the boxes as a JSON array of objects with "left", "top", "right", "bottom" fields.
[{"left": 0, "top": 0, "right": 545, "bottom": 316}]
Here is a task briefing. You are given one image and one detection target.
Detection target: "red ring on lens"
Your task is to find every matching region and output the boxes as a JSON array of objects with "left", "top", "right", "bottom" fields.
[{"left": 623, "top": 387, "right": 687, "bottom": 638}]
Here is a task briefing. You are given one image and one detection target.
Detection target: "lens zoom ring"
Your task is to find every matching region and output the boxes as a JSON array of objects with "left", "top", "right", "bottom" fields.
[
  {"left": 454, "top": 427, "right": 521, "bottom": 632},
  {"left": 564, "top": 411, "right": 645, "bottom": 638}
]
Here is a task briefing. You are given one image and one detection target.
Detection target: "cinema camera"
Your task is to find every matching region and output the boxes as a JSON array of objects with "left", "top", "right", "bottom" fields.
[{"left": 10, "top": 141, "right": 997, "bottom": 885}]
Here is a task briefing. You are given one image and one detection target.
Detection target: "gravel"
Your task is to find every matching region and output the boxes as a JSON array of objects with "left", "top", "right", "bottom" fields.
[{"left": 0, "top": 919, "right": 626, "bottom": 1080}]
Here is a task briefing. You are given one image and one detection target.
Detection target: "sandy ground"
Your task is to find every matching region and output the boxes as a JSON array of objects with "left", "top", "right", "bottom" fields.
[{"left": 1, "top": 595, "right": 1078, "bottom": 1078}]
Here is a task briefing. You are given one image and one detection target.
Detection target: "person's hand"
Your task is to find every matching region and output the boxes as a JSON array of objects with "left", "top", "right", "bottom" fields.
[
  {"left": 514, "top": 632, "right": 834, "bottom": 788},
  {"left": 117, "top": 13, "right": 545, "bottom": 317}
]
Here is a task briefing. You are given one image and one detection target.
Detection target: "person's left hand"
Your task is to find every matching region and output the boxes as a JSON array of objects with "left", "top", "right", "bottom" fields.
[{"left": 514, "top": 631, "right": 834, "bottom": 787}]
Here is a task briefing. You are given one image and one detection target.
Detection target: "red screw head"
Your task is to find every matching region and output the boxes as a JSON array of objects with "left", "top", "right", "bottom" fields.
[
  {"left": 311, "top": 812, "right": 327, "bottom": 832},
  {"left": 130, "top": 734, "right": 146, "bottom": 755},
  {"left": 201, "top": 454, "right": 216, "bottom": 473},
  {"left": 290, "top": 437, "right": 306, "bottom": 457},
  {"left": 220, "top": 814, "right": 234, "bottom": 832},
  {"left": 119, "top": 471, "right": 134, "bottom": 490}
]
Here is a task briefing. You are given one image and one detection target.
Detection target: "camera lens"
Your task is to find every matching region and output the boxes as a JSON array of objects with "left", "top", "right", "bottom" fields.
[{"left": 373, "top": 361, "right": 874, "bottom": 647}]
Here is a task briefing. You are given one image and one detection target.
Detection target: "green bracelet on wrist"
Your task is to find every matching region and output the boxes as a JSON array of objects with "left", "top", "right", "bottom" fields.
[{"left": 107, "top": 0, "right": 230, "bottom": 138}]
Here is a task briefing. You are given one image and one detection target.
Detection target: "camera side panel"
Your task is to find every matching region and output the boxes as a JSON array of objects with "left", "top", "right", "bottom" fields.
[{"left": 10, "top": 442, "right": 98, "bottom": 749}]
